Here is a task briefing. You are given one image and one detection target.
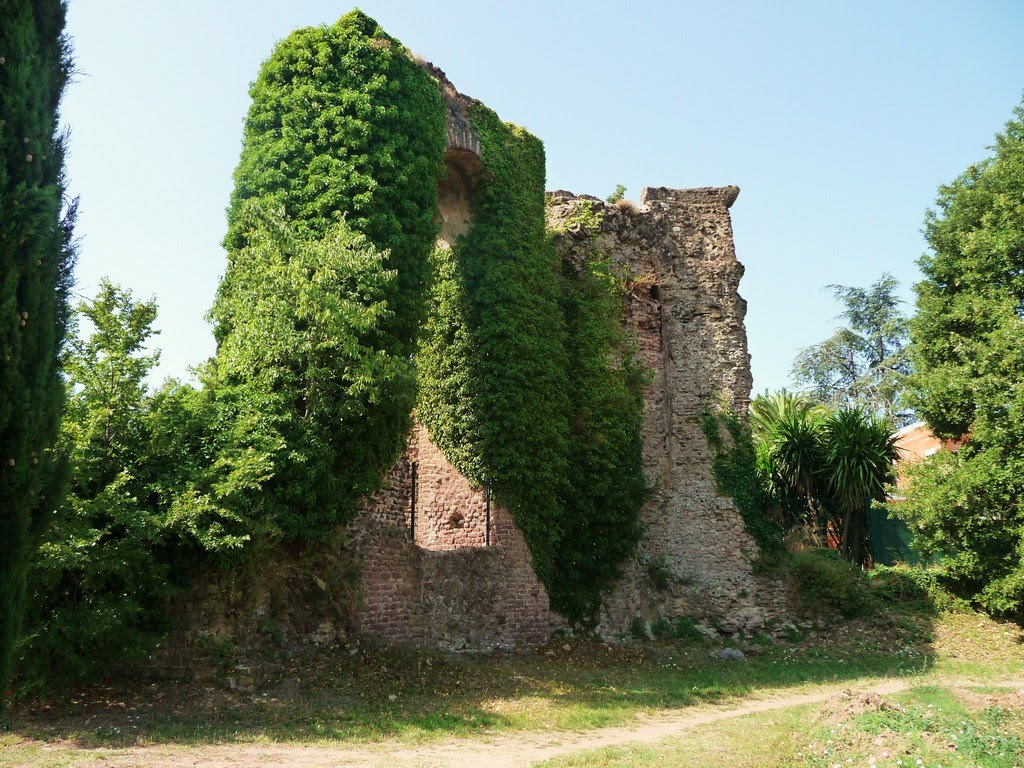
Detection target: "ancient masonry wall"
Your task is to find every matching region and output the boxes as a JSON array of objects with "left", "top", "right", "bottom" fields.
[
  {"left": 549, "top": 191, "right": 790, "bottom": 637},
  {"left": 144, "top": 66, "right": 792, "bottom": 673}
]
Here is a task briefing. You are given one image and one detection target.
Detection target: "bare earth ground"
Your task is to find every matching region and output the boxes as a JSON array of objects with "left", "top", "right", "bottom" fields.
[{"left": 9, "top": 677, "right": 1024, "bottom": 768}]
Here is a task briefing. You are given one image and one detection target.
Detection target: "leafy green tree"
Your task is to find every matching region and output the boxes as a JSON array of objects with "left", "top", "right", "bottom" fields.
[
  {"left": 19, "top": 282, "right": 172, "bottom": 689},
  {"left": 0, "top": 0, "right": 75, "bottom": 713},
  {"left": 791, "top": 274, "right": 910, "bottom": 422},
  {"left": 752, "top": 390, "right": 826, "bottom": 536},
  {"left": 898, "top": 99, "right": 1024, "bottom": 616},
  {"left": 209, "top": 206, "right": 411, "bottom": 539},
  {"left": 19, "top": 282, "right": 256, "bottom": 691}
]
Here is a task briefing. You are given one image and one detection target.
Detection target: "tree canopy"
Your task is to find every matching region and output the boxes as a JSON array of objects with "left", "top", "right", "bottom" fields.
[
  {"left": 898, "top": 98, "right": 1024, "bottom": 616},
  {"left": 791, "top": 274, "right": 910, "bottom": 422}
]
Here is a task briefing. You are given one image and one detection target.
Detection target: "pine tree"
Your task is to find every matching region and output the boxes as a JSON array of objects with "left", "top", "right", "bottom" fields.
[{"left": 0, "top": 0, "right": 75, "bottom": 713}]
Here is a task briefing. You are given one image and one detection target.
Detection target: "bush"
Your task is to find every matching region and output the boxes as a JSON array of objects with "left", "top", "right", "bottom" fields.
[
  {"left": 788, "top": 548, "right": 872, "bottom": 617},
  {"left": 652, "top": 616, "right": 706, "bottom": 643},
  {"left": 867, "top": 564, "right": 970, "bottom": 614}
]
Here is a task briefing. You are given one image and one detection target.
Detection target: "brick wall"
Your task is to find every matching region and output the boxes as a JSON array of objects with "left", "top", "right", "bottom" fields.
[{"left": 350, "top": 425, "right": 557, "bottom": 650}]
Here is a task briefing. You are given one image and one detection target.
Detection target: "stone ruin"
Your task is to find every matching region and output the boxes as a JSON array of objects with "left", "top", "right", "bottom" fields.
[
  {"left": 345, "top": 66, "right": 790, "bottom": 650},
  {"left": 144, "top": 61, "right": 792, "bottom": 678}
]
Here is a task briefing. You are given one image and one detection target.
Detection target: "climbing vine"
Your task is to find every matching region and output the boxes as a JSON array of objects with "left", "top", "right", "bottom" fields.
[
  {"left": 551, "top": 205, "right": 648, "bottom": 621},
  {"left": 418, "top": 120, "right": 647, "bottom": 624},
  {"left": 418, "top": 104, "right": 571, "bottom": 598},
  {"left": 224, "top": 9, "right": 446, "bottom": 356},
  {"left": 701, "top": 409, "right": 785, "bottom": 565},
  {"left": 213, "top": 11, "right": 447, "bottom": 538}
]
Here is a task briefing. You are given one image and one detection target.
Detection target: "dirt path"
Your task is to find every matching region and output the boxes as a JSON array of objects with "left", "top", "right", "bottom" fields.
[{"left": 14, "top": 678, "right": 1024, "bottom": 768}]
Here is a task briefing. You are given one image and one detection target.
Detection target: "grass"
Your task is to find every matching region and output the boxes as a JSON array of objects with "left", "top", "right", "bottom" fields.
[
  {"left": 535, "top": 683, "right": 1024, "bottom": 767},
  {"left": 1, "top": 605, "right": 1022, "bottom": 767}
]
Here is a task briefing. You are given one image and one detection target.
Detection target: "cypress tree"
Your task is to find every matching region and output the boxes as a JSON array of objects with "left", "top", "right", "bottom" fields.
[{"left": 0, "top": 0, "right": 75, "bottom": 712}]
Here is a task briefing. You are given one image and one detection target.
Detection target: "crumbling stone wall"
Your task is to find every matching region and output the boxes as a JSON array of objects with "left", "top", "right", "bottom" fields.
[
  {"left": 548, "top": 191, "right": 790, "bottom": 637},
  {"left": 345, "top": 66, "right": 790, "bottom": 650},
  {"left": 144, "top": 64, "right": 790, "bottom": 671}
]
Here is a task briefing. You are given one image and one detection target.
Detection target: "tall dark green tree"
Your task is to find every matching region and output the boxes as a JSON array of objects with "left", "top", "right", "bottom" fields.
[
  {"left": 898, "top": 98, "right": 1024, "bottom": 616},
  {"left": 0, "top": 0, "right": 75, "bottom": 713},
  {"left": 791, "top": 274, "right": 910, "bottom": 422}
]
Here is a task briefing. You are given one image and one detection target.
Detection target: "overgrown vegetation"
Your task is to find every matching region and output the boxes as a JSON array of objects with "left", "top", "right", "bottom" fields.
[
  {"left": 700, "top": 408, "right": 785, "bottom": 565},
  {"left": 789, "top": 548, "right": 873, "bottom": 617},
  {"left": 219, "top": 9, "right": 446, "bottom": 538},
  {"left": 225, "top": 9, "right": 446, "bottom": 355},
  {"left": 208, "top": 208, "right": 414, "bottom": 539},
  {"left": 553, "top": 202, "right": 647, "bottom": 620},
  {"left": 15, "top": 282, "right": 265, "bottom": 692},
  {"left": 0, "top": 0, "right": 76, "bottom": 715},
  {"left": 419, "top": 118, "right": 646, "bottom": 624},
  {"left": 18, "top": 283, "right": 177, "bottom": 691},
  {"left": 748, "top": 391, "right": 897, "bottom": 565},
  {"left": 897, "top": 98, "right": 1024, "bottom": 618}
]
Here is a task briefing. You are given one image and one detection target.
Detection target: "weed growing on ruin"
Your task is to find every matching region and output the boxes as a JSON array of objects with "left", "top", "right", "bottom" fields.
[{"left": 701, "top": 408, "right": 786, "bottom": 565}]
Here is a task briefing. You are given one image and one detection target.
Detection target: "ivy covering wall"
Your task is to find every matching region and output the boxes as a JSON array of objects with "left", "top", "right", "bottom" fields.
[
  {"left": 225, "top": 10, "right": 446, "bottom": 354},
  {"left": 212, "top": 11, "right": 447, "bottom": 537},
  {"left": 215, "top": 11, "right": 646, "bottom": 620},
  {"left": 418, "top": 111, "right": 646, "bottom": 624}
]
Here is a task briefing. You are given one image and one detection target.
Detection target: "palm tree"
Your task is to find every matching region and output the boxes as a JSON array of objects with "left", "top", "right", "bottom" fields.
[
  {"left": 752, "top": 392, "right": 898, "bottom": 564},
  {"left": 752, "top": 391, "right": 827, "bottom": 540},
  {"left": 821, "top": 408, "right": 898, "bottom": 565}
]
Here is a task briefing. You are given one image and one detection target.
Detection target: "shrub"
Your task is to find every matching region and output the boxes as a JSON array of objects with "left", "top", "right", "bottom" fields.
[
  {"left": 788, "top": 548, "right": 872, "bottom": 617},
  {"left": 867, "top": 564, "right": 971, "bottom": 614}
]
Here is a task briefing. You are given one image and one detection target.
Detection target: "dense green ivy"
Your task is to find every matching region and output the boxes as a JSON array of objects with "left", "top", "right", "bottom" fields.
[
  {"left": 418, "top": 104, "right": 572, "bottom": 597},
  {"left": 550, "top": 205, "right": 648, "bottom": 620},
  {"left": 701, "top": 409, "right": 785, "bottom": 566},
  {"left": 210, "top": 208, "right": 413, "bottom": 539},
  {"left": 225, "top": 9, "right": 446, "bottom": 356},
  {"left": 419, "top": 113, "right": 646, "bottom": 624},
  {"left": 215, "top": 12, "right": 447, "bottom": 538}
]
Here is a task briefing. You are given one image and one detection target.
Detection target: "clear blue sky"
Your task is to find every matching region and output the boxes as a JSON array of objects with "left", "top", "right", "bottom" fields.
[{"left": 61, "top": 0, "right": 1024, "bottom": 393}]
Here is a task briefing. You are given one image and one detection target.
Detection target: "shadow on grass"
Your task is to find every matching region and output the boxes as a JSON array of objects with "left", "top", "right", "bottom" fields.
[{"left": 8, "top": 607, "right": 943, "bottom": 749}]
